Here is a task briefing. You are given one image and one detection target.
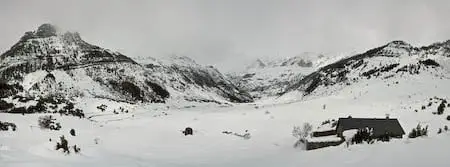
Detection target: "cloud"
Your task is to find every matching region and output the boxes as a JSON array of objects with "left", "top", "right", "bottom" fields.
[{"left": 1, "top": 0, "right": 450, "bottom": 71}]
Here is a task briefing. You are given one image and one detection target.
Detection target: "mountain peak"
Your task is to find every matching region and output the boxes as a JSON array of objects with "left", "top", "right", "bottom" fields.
[
  {"left": 246, "top": 59, "right": 266, "bottom": 69},
  {"left": 36, "top": 23, "right": 58, "bottom": 38},
  {"left": 157, "top": 54, "right": 200, "bottom": 67},
  {"left": 18, "top": 24, "right": 83, "bottom": 43},
  {"left": 435, "top": 39, "right": 450, "bottom": 47},
  {"left": 245, "top": 52, "right": 324, "bottom": 70},
  {"left": 385, "top": 40, "right": 413, "bottom": 49},
  {"left": 443, "top": 39, "right": 450, "bottom": 45},
  {"left": 19, "top": 23, "right": 71, "bottom": 42},
  {"left": 61, "top": 31, "right": 83, "bottom": 43}
]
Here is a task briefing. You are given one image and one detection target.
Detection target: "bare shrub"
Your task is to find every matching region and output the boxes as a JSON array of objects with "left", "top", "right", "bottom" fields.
[
  {"left": 437, "top": 102, "right": 446, "bottom": 115},
  {"left": 292, "top": 123, "right": 313, "bottom": 148},
  {"left": 0, "top": 121, "right": 17, "bottom": 131},
  {"left": 292, "top": 123, "right": 313, "bottom": 139},
  {"left": 38, "top": 115, "right": 61, "bottom": 130},
  {"left": 56, "top": 136, "right": 69, "bottom": 154},
  {"left": 408, "top": 124, "right": 428, "bottom": 138},
  {"left": 73, "top": 145, "right": 81, "bottom": 153}
]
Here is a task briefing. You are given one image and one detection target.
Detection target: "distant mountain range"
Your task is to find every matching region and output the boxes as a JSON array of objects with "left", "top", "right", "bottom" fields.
[
  {"left": 228, "top": 52, "right": 345, "bottom": 99},
  {"left": 1, "top": 24, "right": 450, "bottom": 106},
  {"left": 227, "top": 53, "right": 314, "bottom": 99}
]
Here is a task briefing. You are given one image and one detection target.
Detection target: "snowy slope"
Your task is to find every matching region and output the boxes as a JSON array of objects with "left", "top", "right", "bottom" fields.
[
  {"left": 282, "top": 40, "right": 450, "bottom": 101},
  {"left": 229, "top": 52, "right": 339, "bottom": 99},
  {"left": 1, "top": 78, "right": 450, "bottom": 166},
  {"left": 136, "top": 55, "right": 253, "bottom": 104}
]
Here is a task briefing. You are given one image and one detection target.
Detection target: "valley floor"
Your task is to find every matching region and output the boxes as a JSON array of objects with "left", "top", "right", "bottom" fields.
[{"left": 1, "top": 80, "right": 450, "bottom": 167}]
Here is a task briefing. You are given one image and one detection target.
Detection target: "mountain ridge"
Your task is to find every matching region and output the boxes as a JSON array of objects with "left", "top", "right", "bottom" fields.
[
  {"left": 279, "top": 40, "right": 450, "bottom": 100},
  {"left": 0, "top": 24, "right": 252, "bottom": 106},
  {"left": 2, "top": 23, "right": 450, "bottom": 105},
  {"left": 228, "top": 52, "right": 325, "bottom": 99}
]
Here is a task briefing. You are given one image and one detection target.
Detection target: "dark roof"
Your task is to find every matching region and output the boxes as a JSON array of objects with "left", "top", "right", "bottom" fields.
[{"left": 336, "top": 117, "right": 405, "bottom": 137}]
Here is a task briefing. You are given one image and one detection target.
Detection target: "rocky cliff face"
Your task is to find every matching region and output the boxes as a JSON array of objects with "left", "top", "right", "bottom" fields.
[
  {"left": 0, "top": 24, "right": 252, "bottom": 104},
  {"left": 140, "top": 55, "right": 253, "bottom": 104}
]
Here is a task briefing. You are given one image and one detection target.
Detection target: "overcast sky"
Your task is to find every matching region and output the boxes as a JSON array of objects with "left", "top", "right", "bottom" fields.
[{"left": 1, "top": 0, "right": 450, "bottom": 71}]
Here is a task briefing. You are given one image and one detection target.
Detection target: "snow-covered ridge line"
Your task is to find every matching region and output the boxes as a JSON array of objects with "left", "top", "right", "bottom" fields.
[
  {"left": 280, "top": 39, "right": 450, "bottom": 101},
  {"left": 229, "top": 52, "right": 349, "bottom": 99},
  {"left": 0, "top": 24, "right": 253, "bottom": 105},
  {"left": 138, "top": 54, "right": 253, "bottom": 104}
]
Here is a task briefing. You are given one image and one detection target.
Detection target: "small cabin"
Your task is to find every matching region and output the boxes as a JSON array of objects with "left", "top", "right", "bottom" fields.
[
  {"left": 305, "top": 117, "right": 405, "bottom": 150},
  {"left": 336, "top": 117, "right": 405, "bottom": 138}
]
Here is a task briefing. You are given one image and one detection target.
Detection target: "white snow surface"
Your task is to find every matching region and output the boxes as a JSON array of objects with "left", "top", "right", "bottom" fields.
[
  {"left": 2, "top": 29, "right": 450, "bottom": 166},
  {"left": 307, "top": 135, "right": 343, "bottom": 142},
  {"left": 342, "top": 129, "right": 359, "bottom": 143},
  {"left": 2, "top": 77, "right": 450, "bottom": 166}
]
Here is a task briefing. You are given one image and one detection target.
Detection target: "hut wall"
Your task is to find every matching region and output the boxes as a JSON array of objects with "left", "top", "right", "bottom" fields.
[
  {"left": 312, "top": 130, "right": 337, "bottom": 137},
  {"left": 306, "top": 139, "right": 344, "bottom": 150}
]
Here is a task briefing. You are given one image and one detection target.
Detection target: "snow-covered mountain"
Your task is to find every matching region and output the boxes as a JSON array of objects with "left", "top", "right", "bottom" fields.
[
  {"left": 0, "top": 24, "right": 168, "bottom": 103},
  {"left": 229, "top": 52, "right": 331, "bottom": 99},
  {"left": 137, "top": 55, "right": 253, "bottom": 104},
  {"left": 2, "top": 25, "right": 450, "bottom": 167},
  {"left": 246, "top": 52, "right": 322, "bottom": 70},
  {"left": 281, "top": 40, "right": 450, "bottom": 100},
  {"left": 0, "top": 24, "right": 252, "bottom": 106}
]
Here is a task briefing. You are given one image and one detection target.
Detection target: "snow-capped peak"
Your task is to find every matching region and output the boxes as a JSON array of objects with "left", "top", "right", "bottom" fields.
[
  {"left": 246, "top": 59, "right": 266, "bottom": 70},
  {"left": 35, "top": 24, "right": 58, "bottom": 37},
  {"left": 229, "top": 52, "right": 327, "bottom": 99},
  {"left": 385, "top": 40, "right": 414, "bottom": 50},
  {"left": 16, "top": 24, "right": 84, "bottom": 46},
  {"left": 165, "top": 55, "right": 200, "bottom": 67},
  {"left": 373, "top": 40, "right": 416, "bottom": 58},
  {"left": 138, "top": 54, "right": 204, "bottom": 68},
  {"left": 245, "top": 52, "right": 324, "bottom": 70}
]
